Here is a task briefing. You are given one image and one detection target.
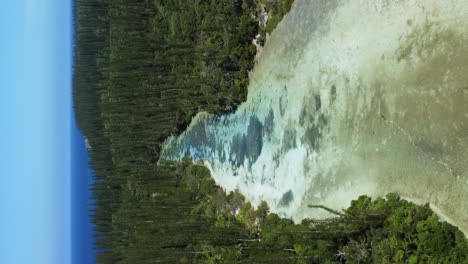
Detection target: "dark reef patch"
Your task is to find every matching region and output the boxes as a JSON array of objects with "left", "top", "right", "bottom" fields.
[
  {"left": 314, "top": 94, "right": 321, "bottom": 110},
  {"left": 282, "top": 126, "right": 297, "bottom": 150},
  {"left": 246, "top": 116, "right": 264, "bottom": 161},
  {"left": 279, "top": 86, "right": 288, "bottom": 116},
  {"left": 278, "top": 190, "right": 294, "bottom": 207},
  {"left": 190, "top": 121, "right": 208, "bottom": 147},
  {"left": 331, "top": 85, "right": 337, "bottom": 103},
  {"left": 229, "top": 116, "right": 264, "bottom": 166},
  {"left": 264, "top": 109, "right": 275, "bottom": 136},
  {"left": 301, "top": 114, "right": 327, "bottom": 150}
]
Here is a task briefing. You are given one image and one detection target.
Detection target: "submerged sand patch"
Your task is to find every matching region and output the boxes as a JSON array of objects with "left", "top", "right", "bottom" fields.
[{"left": 163, "top": 0, "right": 468, "bottom": 235}]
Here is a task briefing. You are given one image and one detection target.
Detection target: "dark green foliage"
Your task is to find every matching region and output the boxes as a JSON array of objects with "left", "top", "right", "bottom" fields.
[
  {"left": 175, "top": 170, "right": 468, "bottom": 264},
  {"left": 73, "top": 0, "right": 262, "bottom": 262},
  {"left": 255, "top": 0, "right": 295, "bottom": 45},
  {"left": 73, "top": 0, "right": 467, "bottom": 263}
]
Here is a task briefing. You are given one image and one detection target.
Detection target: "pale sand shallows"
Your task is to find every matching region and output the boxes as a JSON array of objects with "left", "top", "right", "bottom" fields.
[{"left": 163, "top": 0, "right": 468, "bottom": 236}]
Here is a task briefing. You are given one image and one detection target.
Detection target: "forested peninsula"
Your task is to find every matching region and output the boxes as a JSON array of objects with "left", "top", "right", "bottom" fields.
[{"left": 73, "top": 0, "right": 468, "bottom": 263}]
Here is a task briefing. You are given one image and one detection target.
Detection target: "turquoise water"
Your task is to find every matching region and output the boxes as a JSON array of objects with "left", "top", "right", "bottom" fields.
[{"left": 163, "top": 0, "right": 468, "bottom": 234}]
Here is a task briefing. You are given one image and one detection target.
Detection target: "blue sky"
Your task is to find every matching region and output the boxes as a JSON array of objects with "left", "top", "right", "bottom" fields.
[{"left": 0, "top": 0, "right": 73, "bottom": 263}]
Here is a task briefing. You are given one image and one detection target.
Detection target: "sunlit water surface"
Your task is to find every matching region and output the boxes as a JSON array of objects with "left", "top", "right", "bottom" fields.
[{"left": 162, "top": 0, "right": 468, "bottom": 234}]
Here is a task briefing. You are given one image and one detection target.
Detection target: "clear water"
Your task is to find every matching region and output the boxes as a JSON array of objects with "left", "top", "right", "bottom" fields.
[{"left": 162, "top": 0, "right": 468, "bottom": 234}]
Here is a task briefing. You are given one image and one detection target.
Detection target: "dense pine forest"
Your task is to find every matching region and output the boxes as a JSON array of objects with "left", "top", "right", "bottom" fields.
[{"left": 73, "top": 0, "right": 468, "bottom": 263}]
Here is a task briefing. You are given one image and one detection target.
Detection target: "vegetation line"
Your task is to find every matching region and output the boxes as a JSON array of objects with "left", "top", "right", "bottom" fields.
[{"left": 73, "top": 0, "right": 468, "bottom": 263}]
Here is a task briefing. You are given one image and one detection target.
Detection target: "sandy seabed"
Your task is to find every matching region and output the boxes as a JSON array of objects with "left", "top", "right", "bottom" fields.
[{"left": 163, "top": 0, "right": 468, "bottom": 235}]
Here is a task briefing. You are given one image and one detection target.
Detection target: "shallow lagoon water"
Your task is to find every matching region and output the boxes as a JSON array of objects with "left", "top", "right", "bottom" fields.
[{"left": 163, "top": 0, "right": 468, "bottom": 234}]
